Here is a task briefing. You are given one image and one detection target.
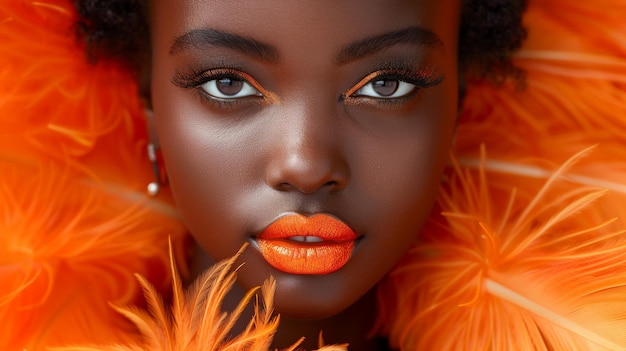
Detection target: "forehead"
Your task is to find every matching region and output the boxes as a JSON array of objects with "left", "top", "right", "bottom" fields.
[{"left": 149, "top": 0, "right": 461, "bottom": 56}]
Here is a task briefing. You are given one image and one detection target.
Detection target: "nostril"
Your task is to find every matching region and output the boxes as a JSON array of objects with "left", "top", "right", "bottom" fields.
[
  {"left": 325, "top": 180, "right": 339, "bottom": 189},
  {"left": 275, "top": 180, "right": 342, "bottom": 194},
  {"left": 276, "top": 183, "right": 292, "bottom": 192}
]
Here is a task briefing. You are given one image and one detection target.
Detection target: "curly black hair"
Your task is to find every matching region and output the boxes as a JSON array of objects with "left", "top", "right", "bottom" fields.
[
  {"left": 74, "top": 0, "right": 148, "bottom": 70},
  {"left": 74, "top": 0, "right": 527, "bottom": 82}
]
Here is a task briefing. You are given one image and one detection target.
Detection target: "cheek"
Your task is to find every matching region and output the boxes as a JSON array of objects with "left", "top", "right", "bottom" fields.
[
  {"left": 357, "top": 86, "right": 456, "bottom": 199},
  {"left": 361, "top": 129, "right": 448, "bottom": 232},
  {"left": 151, "top": 85, "right": 259, "bottom": 255},
  {"left": 355, "top": 85, "right": 457, "bottom": 259}
]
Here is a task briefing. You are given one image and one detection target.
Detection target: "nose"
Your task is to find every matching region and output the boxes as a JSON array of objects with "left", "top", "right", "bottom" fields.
[{"left": 265, "top": 102, "right": 350, "bottom": 194}]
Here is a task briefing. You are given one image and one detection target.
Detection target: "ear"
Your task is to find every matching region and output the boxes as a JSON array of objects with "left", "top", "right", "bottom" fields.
[
  {"left": 144, "top": 108, "right": 167, "bottom": 196},
  {"left": 144, "top": 107, "right": 159, "bottom": 148},
  {"left": 138, "top": 49, "right": 159, "bottom": 147},
  {"left": 453, "top": 72, "right": 464, "bottom": 143},
  {"left": 138, "top": 37, "right": 153, "bottom": 106},
  {"left": 457, "top": 72, "right": 466, "bottom": 109}
]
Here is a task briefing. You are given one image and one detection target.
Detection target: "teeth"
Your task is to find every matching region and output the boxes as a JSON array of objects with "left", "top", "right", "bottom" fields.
[{"left": 289, "top": 236, "right": 324, "bottom": 243}]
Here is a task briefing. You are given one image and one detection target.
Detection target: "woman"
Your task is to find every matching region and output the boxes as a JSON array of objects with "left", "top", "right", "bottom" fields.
[{"left": 3, "top": 0, "right": 626, "bottom": 350}]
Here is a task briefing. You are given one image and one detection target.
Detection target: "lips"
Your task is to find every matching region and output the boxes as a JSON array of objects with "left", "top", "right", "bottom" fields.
[{"left": 255, "top": 213, "right": 358, "bottom": 275}]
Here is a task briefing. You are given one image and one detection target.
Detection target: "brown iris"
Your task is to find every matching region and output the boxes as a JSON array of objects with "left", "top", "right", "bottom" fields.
[
  {"left": 216, "top": 78, "right": 244, "bottom": 96},
  {"left": 372, "top": 79, "right": 399, "bottom": 96}
]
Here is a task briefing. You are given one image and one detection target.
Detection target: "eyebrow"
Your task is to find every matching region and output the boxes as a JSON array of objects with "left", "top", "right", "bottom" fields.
[
  {"left": 169, "top": 26, "right": 443, "bottom": 65},
  {"left": 336, "top": 26, "right": 444, "bottom": 65},
  {"left": 169, "top": 28, "right": 280, "bottom": 62}
]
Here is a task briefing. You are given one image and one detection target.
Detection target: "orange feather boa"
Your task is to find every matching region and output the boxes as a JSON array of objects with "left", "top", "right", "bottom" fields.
[
  {"left": 0, "top": 0, "right": 187, "bottom": 348},
  {"left": 2, "top": 0, "right": 626, "bottom": 350},
  {"left": 376, "top": 1, "right": 626, "bottom": 349}
]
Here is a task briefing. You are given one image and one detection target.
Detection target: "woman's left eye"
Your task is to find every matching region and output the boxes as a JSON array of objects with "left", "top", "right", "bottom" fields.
[
  {"left": 200, "top": 77, "right": 262, "bottom": 99},
  {"left": 352, "top": 78, "right": 416, "bottom": 99}
]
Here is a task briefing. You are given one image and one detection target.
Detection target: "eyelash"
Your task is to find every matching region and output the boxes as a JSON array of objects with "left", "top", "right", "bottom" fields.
[
  {"left": 172, "top": 65, "right": 444, "bottom": 109},
  {"left": 172, "top": 67, "right": 268, "bottom": 108},
  {"left": 342, "top": 66, "right": 445, "bottom": 106}
]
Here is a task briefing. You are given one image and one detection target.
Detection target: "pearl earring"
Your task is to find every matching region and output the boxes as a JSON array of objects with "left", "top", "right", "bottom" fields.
[{"left": 146, "top": 142, "right": 165, "bottom": 196}]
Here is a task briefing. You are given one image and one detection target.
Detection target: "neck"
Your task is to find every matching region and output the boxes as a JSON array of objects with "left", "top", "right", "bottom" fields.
[
  {"left": 189, "top": 243, "right": 387, "bottom": 350},
  {"left": 270, "top": 286, "right": 382, "bottom": 350}
]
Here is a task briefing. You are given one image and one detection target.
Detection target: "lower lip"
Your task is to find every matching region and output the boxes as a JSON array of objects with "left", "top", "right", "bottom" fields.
[
  {"left": 257, "top": 239, "right": 355, "bottom": 275},
  {"left": 256, "top": 213, "right": 357, "bottom": 275}
]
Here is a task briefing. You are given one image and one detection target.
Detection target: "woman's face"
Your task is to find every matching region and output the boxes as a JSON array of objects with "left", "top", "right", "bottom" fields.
[{"left": 150, "top": 0, "right": 460, "bottom": 319}]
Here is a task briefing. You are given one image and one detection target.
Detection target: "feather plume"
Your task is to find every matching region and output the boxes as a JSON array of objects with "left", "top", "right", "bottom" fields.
[
  {"left": 370, "top": 1, "right": 626, "bottom": 348},
  {"left": 0, "top": 0, "right": 187, "bottom": 349},
  {"left": 457, "top": 0, "right": 626, "bottom": 191},
  {"left": 375, "top": 148, "right": 626, "bottom": 350},
  {"left": 0, "top": 159, "right": 186, "bottom": 350},
  {"left": 57, "top": 242, "right": 348, "bottom": 351}
]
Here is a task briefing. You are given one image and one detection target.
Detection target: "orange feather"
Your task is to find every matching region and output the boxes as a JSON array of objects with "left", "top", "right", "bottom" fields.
[
  {"left": 376, "top": 148, "right": 626, "bottom": 350},
  {"left": 0, "top": 0, "right": 187, "bottom": 349},
  {"left": 374, "top": 1, "right": 626, "bottom": 349},
  {"left": 57, "top": 242, "right": 348, "bottom": 351}
]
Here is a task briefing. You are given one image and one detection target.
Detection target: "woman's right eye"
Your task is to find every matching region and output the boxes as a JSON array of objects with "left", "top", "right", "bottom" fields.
[
  {"left": 352, "top": 78, "right": 417, "bottom": 99},
  {"left": 200, "top": 77, "right": 263, "bottom": 99}
]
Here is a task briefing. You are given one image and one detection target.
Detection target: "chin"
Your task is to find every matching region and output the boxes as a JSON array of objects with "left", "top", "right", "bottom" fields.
[
  {"left": 236, "top": 249, "right": 375, "bottom": 320},
  {"left": 272, "top": 281, "right": 354, "bottom": 320}
]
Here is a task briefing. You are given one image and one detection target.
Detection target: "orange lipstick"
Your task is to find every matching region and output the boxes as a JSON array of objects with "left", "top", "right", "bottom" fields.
[{"left": 256, "top": 213, "right": 357, "bottom": 275}]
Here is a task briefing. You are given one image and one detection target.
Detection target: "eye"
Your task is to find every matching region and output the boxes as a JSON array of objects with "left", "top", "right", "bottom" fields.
[
  {"left": 352, "top": 77, "right": 416, "bottom": 99},
  {"left": 343, "top": 66, "right": 445, "bottom": 103},
  {"left": 200, "top": 77, "right": 263, "bottom": 99}
]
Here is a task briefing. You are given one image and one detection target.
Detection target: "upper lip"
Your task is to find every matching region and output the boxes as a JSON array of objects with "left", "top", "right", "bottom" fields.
[{"left": 257, "top": 212, "right": 358, "bottom": 242}]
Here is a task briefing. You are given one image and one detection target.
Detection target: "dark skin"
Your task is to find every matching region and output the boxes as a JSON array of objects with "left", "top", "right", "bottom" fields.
[{"left": 148, "top": 1, "right": 461, "bottom": 349}]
